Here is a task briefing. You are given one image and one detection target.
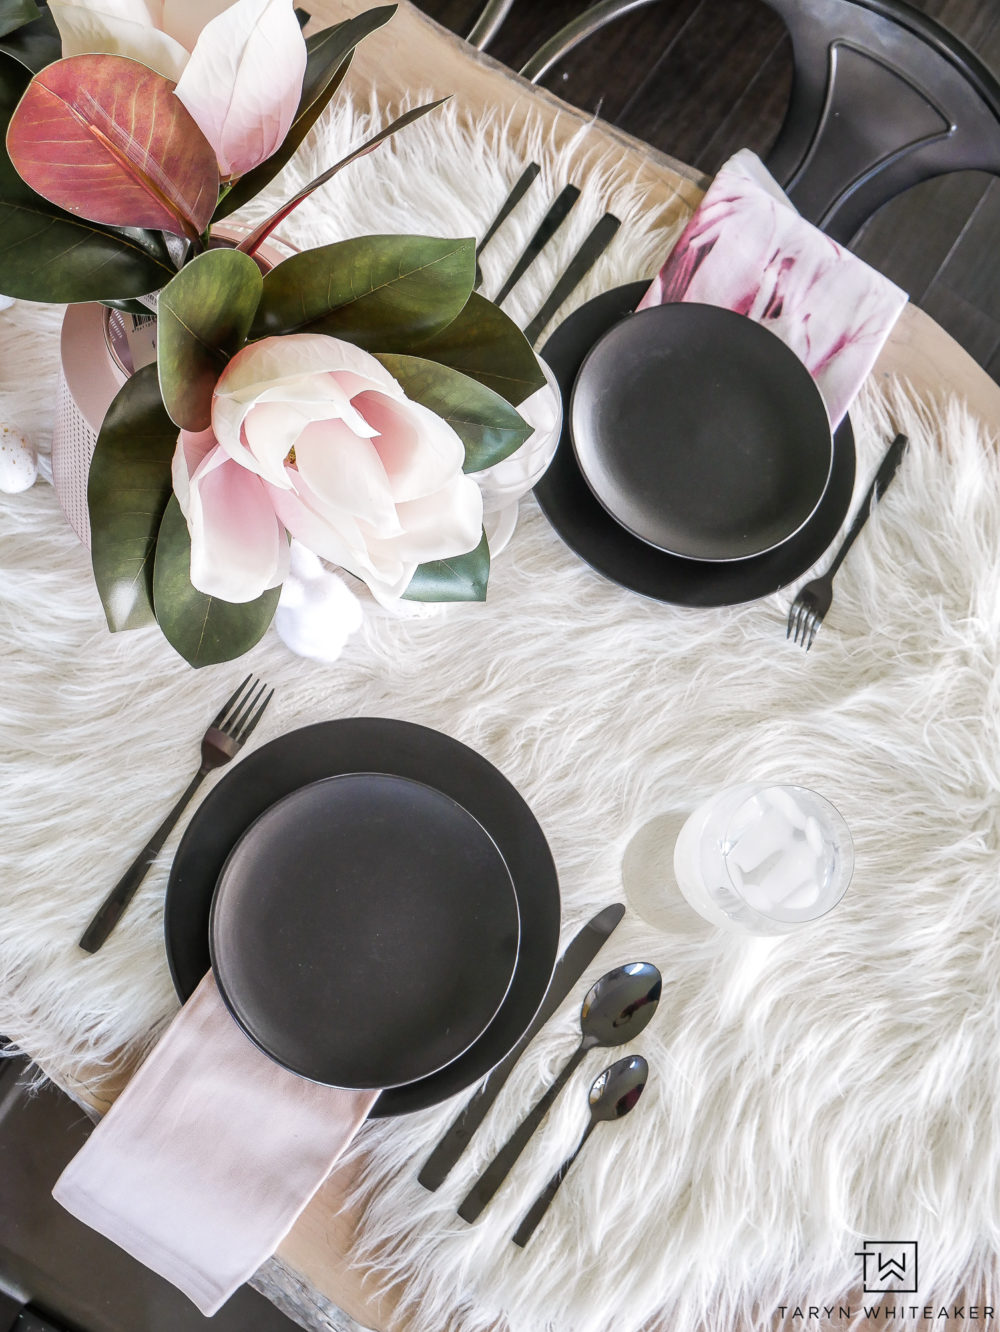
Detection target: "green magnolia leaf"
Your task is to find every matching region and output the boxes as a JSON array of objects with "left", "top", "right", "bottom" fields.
[
  {"left": 410, "top": 292, "right": 546, "bottom": 406},
  {"left": 153, "top": 496, "right": 281, "bottom": 668},
  {"left": 0, "top": 0, "right": 39, "bottom": 40},
  {"left": 403, "top": 529, "right": 489, "bottom": 603},
  {"left": 0, "top": 57, "right": 178, "bottom": 301},
  {"left": 376, "top": 353, "right": 531, "bottom": 473},
  {"left": 101, "top": 295, "right": 156, "bottom": 316},
  {"left": 213, "top": 5, "right": 397, "bottom": 221},
  {"left": 87, "top": 365, "right": 178, "bottom": 633},
  {"left": 157, "top": 248, "right": 263, "bottom": 430},
  {"left": 251, "top": 234, "right": 475, "bottom": 351},
  {"left": 0, "top": 2, "right": 60, "bottom": 72}
]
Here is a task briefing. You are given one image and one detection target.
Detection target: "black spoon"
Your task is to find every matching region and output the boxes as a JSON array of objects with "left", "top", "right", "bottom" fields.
[
  {"left": 512, "top": 1053, "right": 649, "bottom": 1246},
  {"left": 457, "top": 961, "right": 661, "bottom": 1221}
]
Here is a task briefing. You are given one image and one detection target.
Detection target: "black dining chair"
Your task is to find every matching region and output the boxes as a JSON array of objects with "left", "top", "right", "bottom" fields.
[
  {"left": 0, "top": 1054, "right": 299, "bottom": 1332},
  {"left": 466, "top": 0, "right": 1000, "bottom": 246}
]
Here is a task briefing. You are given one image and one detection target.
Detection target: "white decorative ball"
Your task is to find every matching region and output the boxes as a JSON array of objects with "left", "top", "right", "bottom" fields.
[{"left": 0, "top": 423, "right": 37, "bottom": 493}]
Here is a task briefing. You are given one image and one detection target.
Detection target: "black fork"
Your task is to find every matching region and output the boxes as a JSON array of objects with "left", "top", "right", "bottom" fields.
[
  {"left": 786, "top": 433, "right": 909, "bottom": 650},
  {"left": 79, "top": 676, "right": 274, "bottom": 954}
]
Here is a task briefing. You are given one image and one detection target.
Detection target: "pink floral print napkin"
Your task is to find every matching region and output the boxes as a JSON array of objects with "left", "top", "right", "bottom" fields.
[{"left": 637, "top": 150, "right": 908, "bottom": 429}]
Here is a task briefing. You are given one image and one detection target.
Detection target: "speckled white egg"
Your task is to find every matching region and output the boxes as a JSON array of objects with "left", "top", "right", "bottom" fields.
[{"left": 0, "top": 423, "right": 38, "bottom": 493}]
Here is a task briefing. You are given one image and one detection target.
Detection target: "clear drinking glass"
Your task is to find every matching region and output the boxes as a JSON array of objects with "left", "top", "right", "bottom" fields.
[{"left": 672, "top": 783, "right": 854, "bottom": 935}]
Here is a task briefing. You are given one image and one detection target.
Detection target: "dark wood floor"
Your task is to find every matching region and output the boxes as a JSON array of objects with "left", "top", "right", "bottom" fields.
[{"left": 416, "top": 0, "right": 1000, "bottom": 381}]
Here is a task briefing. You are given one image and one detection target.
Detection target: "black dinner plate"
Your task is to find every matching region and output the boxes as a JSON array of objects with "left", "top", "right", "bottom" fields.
[
  {"left": 165, "top": 717, "right": 561, "bottom": 1118},
  {"left": 570, "top": 302, "right": 833, "bottom": 561},
  {"left": 209, "top": 773, "right": 520, "bottom": 1089},
  {"left": 535, "top": 281, "right": 856, "bottom": 606}
]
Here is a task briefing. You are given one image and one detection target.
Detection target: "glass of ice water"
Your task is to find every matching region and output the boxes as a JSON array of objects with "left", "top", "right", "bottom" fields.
[{"left": 672, "top": 783, "right": 854, "bottom": 935}]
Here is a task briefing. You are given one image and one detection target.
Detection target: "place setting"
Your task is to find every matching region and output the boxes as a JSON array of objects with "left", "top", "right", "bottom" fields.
[
  {"left": 57, "top": 654, "right": 871, "bottom": 1307},
  {"left": 53, "top": 627, "right": 690, "bottom": 1300},
  {"left": 53, "top": 698, "right": 551, "bottom": 1303},
  {"left": 53, "top": 665, "right": 674, "bottom": 1305},
  {"left": 534, "top": 149, "right": 910, "bottom": 630}
]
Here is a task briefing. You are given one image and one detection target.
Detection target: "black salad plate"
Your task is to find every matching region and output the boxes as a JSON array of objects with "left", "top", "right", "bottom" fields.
[
  {"left": 165, "top": 718, "right": 561, "bottom": 1118},
  {"left": 535, "top": 281, "right": 856, "bottom": 606},
  {"left": 570, "top": 302, "right": 833, "bottom": 561},
  {"left": 209, "top": 773, "right": 520, "bottom": 1089}
]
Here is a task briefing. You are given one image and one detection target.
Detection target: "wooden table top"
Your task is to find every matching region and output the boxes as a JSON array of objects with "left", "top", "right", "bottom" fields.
[{"left": 64, "top": 4, "right": 1000, "bottom": 1329}]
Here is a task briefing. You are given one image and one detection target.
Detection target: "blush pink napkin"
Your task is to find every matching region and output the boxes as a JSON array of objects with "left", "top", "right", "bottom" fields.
[
  {"left": 638, "top": 150, "right": 908, "bottom": 428},
  {"left": 53, "top": 972, "right": 377, "bottom": 1315}
]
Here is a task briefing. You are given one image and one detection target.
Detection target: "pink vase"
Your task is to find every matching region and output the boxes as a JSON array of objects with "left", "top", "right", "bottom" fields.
[{"left": 51, "top": 226, "right": 294, "bottom": 548}]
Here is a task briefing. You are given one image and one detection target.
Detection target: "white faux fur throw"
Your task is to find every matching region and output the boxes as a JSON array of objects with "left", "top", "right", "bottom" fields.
[{"left": 3, "top": 96, "right": 1000, "bottom": 1332}]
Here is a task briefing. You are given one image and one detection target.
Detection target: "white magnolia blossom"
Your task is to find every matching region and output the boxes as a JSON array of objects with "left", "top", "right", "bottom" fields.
[{"left": 172, "top": 334, "right": 485, "bottom": 606}]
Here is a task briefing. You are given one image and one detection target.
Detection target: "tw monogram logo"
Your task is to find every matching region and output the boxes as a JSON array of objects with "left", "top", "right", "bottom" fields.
[{"left": 855, "top": 1240, "right": 919, "bottom": 1294}]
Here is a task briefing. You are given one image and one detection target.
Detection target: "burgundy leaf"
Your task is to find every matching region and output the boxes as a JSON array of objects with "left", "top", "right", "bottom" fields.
[{"left": 6, "top": 54, "right": 219, "bottom": 239}]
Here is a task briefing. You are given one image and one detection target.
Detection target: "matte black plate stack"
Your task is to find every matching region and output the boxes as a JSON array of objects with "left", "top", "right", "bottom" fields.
[
  {"left": 165, "top": 718, "right": 561, "bottom": 1118},
  {"left": 535, "top": 281, "right": 857, "bottom": 607}
]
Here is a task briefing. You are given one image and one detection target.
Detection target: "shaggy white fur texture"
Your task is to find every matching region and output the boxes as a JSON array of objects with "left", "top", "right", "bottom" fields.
[{"left": 3, "top": 96, "right": 1000, "bottom": 1332}]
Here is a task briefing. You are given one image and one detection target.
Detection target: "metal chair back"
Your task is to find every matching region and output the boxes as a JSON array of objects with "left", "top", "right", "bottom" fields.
[{"left": 468, "top": 0, "right": 1000, "bottom": 243}]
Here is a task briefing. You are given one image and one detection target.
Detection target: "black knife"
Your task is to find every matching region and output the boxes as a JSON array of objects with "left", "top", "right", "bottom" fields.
[{"left": 417, "top": 902, "right": 627, "bottom": 1191}]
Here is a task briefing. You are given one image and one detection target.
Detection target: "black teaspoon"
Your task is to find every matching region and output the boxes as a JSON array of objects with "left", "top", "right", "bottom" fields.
[
  {"left": 457, "top": 962, "right": 661, "bottom": 1222},
  {"left": 512, "top": 1053, "right": 649, "bottom": 1247}
]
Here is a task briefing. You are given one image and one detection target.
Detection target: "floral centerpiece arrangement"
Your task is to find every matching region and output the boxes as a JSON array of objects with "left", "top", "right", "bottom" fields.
[{"left": 0, "top": 0, "right": 546, "bottom": 665}]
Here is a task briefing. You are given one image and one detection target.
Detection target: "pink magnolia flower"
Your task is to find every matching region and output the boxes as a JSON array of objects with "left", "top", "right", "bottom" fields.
[
  {"left": 171, "top": 335, "right": 485, "bottom": 606},
  {"left": 49, "top": 0, "right": 307, "bottom": 177}
]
